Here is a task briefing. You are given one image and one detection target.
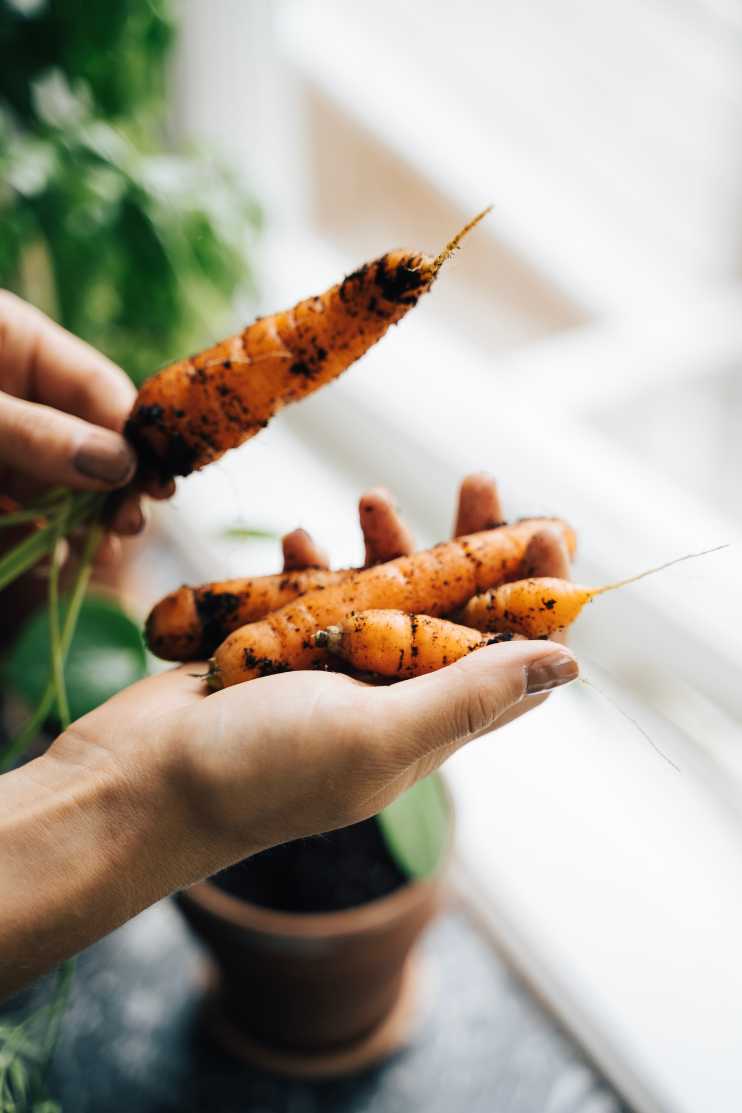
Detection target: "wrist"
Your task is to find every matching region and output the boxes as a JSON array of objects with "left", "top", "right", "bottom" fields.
[{"left": 38, "top": 721, "right": 215, "bottom": 894}]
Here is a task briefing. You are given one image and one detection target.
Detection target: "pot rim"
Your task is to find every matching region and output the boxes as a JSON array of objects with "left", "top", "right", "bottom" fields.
[{"left": 178, "top": 780, "right": 454, "bottom": 939}]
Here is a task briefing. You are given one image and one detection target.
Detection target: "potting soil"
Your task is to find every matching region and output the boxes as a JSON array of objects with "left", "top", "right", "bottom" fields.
[{"left": 212, "top": 817, "right": 407, "bottom": 913}]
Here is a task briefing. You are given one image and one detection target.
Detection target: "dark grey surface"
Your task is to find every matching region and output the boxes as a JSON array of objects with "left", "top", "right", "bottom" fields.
[{"left": 6, "top": 897, "right": 630, "bottom": 1113}]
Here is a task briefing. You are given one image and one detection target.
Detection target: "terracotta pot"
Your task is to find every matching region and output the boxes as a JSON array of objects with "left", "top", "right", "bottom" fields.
[{"left": 175, "top": 801, "right": 453, "bottom": 1076}]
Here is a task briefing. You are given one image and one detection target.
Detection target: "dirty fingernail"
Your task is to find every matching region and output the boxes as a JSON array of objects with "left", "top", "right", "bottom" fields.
[
  {"left": 74, "top": 432, "right": 136, "bottom": 486},
  {"left": 526, "top": 651, "right": 579, "bottom": 694}
]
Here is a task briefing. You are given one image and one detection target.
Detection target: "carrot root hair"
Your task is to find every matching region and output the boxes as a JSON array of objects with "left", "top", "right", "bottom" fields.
[
  {"left": 592, "top": 543, "right": 730, "bottom": 599},
  {"left": 578, "top": 676, "right": 680, "bottom": 773},
  {"left": 432, "top": 205, "right": 492, "bottom": 274}
]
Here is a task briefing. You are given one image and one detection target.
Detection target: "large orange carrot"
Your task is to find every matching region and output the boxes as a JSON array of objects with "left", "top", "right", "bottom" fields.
[
  {"left": 145, "top": 567, "right": 352, "bottom": 661},
  {"left": 208, "top": 517, "right": 576, "bottom": 688},
  {"left": 316, "top": 609, "right": 513, "bottom": 680},
  {"left": 460, "top": 547, "right": 725, "bottom": 638},
  {"left": 125, "top": 211, "right": 490, "bottom": 478}
]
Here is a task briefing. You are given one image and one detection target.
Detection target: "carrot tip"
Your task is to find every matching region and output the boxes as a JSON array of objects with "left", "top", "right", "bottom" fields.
[
  {"left": 432, "top": 205, "right": 492, "bottom": 274},
  {"left": 314, "top": 626, "right": 342, "bottom": 652},
  {"left": 206, "top": 661, "right": 224, "bottom": 691}
]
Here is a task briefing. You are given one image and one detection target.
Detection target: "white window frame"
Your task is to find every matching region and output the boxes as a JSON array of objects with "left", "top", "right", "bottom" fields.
[{"left": 168, "top": 5, "right": 742, "bottom": 1110}]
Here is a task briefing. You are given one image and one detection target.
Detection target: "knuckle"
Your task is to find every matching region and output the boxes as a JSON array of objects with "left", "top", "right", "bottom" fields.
[{"left": 0, "top": 289, "right": 26, "bottom": 317}]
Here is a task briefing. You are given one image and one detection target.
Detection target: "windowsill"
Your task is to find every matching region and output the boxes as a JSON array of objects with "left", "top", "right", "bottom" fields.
[{"left": 278, "top": 0, "right": 742, "bottom": 317}]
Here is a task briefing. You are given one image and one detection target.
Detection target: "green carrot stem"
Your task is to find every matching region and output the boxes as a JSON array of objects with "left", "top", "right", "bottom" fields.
[
  {"left": 0, "top": 491, "right": 103, "bottom": 592},
  {"left": 0, "top": 510, "right": 48, "bottom": 529},
  {"left": 47, "top": 507, "right": 70, "bottom": 729},
  {"left": 0, "top": 521, "right": 103, "bottom": 773}
]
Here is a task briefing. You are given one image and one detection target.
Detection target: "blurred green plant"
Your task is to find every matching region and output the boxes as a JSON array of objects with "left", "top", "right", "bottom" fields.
[
  {"left": 0, "top": 4, "right": 259, "bottom": 1107},
  {"left": 0, "top": 0, "right": 260, "bottom": 384},
  {"left": 377, "top": 773, "right": 450, "bottom": 880},
  {"left": 5, "top": 591, "right": 147, "bottom": 730}
]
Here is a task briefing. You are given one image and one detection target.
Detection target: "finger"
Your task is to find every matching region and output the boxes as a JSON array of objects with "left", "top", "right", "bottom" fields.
[
  {"left": 0, "top": 391, "right": 136, "bottom": 491},
  {"left": 67, "top": 528, "right": 118, "bottom": 566},
  {"left": 93, "top": 533, "right": 121, "bottom": 566},
  {"left": 140, "top": 476, "right": 176, "bottom": 501},
  {"left": 108, "top": 492, "right": 147, "bottom": 537},
  {"left": 359, "top": 487, "right": 415, "bottom": 565},
  {"left": 520, "top": 527, "right": 571, "bottom": 580},
  {"left": 373, "top": 639, "right": 578, "bottom": 769},
  {"left": 0, "top": 291, "right": 135, "bottom": 433},
  {"left": 281, "top": 528, "right": 330, "bottom": 571},
  {"left": 453, "top": 472, "right": 504, "bottom": 537}
]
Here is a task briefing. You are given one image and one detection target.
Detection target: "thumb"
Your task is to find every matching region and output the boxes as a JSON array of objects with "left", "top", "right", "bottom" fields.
[
  {"left": 0, "top": 391, "right": 136, "bottom": 491},
  {"left": 377, "top": 640, "right": 579, "bottom": 764}
]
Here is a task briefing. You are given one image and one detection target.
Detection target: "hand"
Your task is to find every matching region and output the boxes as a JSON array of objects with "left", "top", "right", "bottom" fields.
[
  {"left": 56, "top": 474, "right": 575, "bottom": 864},
  {"left": 0, "top": 292, "right": 173, "bottom": 538},
  {"left": 0, "top": 473, "right": 577, "bottom": 996},
  {"left": 0, "top": 293, "right": 174, "bottom": 641}
]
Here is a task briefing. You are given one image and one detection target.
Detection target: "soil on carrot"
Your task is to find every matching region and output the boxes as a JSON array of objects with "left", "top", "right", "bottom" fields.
[{"left": 212, "top": 818, "right": 407, "bottom": 913}]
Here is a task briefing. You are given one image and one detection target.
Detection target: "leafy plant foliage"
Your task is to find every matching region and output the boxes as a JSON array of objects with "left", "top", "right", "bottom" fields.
[{"left": 0, "top": 0, "right": 259, "bottom": 384}]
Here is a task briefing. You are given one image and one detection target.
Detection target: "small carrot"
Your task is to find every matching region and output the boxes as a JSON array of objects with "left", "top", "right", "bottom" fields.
[
  {"left": 315, "top": 609, "right": 513, "bottom": 680},
  {"left": 145, "top": 567, "right": 352, "bottom": 661},
  {"left": 460, "top": 546, "right": 727, "bottom": 638},
  {"left": 125, "top": 210, "right": 491, "bottom": 479},
  {"left": 207, "top": 517, "right": 576, "bottom": 688}
]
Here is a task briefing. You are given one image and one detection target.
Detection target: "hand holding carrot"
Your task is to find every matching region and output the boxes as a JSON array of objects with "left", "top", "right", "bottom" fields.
[{"left": 0, "top": 293, "right": 174, "bottom": 643}]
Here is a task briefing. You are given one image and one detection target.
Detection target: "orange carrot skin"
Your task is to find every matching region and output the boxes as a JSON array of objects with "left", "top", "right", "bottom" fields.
[
  {"left": 145, "top": 568, "right": 351, "bottom": 661},
  {"left": 209, "top": 518, "right": 576, "bottom": 688},
  {"left": 319, "top": 609, "right": 511, "bottom": 679},
  {"left": 460, "top": 576, "right": 591, "bottom": 638},
  {"left": 125, "top": 250, "right": 436, "bottom": 478}
]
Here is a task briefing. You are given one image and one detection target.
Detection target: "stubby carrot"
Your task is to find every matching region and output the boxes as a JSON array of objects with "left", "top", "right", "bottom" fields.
[
  {"left": 145, "top": 567, "right": 352, "bottom": 661},
  {"left": 125, "top": 210, "right": 491, "bottom": 479},
  {"left": 207, "top": 517, "right": 576, "bottom": 688},
  {"left": 316, "top": 609, "right": 513, "bottom": 679},
  {"left": 460, "top": 547, "right": 726, "bottom": 638}
]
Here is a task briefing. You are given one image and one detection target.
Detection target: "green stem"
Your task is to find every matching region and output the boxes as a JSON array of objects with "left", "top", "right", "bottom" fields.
[
  {"left": 0, "top": 511, "right": 48, "bottom": 529},
  {"left": 47, "top": 509, "right": 70, "bottom": 730},
  {"left": 0, "top": 491, "right": 103, "bottom": 593},
  {"left": 0, "top": 522, "right": 103, "bottom": 773},
  {"left": 41, "top": 960, "right": 74, "bottom": 1063}
]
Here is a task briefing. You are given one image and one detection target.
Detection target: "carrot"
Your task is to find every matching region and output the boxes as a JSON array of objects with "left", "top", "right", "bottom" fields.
[
  {"left": 145, "top": 567, "right": 353, "bottom": 661},
  {"left": 147, "top": 487, "right": 420, "bottom": 660},
  {"left": 125, "top": 210, "right": 491, "bottom": 479},
  {"left": 460, "top": 546, "right": 727, "bottom": 638},
  {"left": 207, "top": 517, "right": 576, "bottom": 688},
  {"left": 315, "top": 609, "right": 513, "bottom": 680}
]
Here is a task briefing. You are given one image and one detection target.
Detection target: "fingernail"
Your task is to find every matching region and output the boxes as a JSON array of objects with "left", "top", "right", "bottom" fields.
[
  {"left": 74, "top": 432, "right": 136, "bottom": 486},
  {"left": 526, "top": 651, "right": 579, "bottom": 694}
]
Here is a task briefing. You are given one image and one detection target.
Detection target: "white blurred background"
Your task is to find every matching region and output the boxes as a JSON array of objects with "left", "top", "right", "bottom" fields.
[{"left": 151, "top": 6, "right": 742, "bottom": 1110}]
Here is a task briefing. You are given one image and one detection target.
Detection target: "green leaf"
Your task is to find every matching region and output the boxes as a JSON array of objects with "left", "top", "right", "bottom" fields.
[
  {"left": 8, "top": 1056, "right": 28, "bottom": 1101},
  {"left": 5, "top": 592, "right": 147, "bottom": 724},
  {"left": 377, "top": 773, "right": 450, "bottom": 881},
  {"left": 220, "top": 525, "right": 280, "bottom": 541}
]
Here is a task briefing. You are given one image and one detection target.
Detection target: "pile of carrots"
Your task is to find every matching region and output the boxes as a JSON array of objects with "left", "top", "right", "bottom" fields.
[{"left": 132, "top": 213, "right": 653, "bottom": 688}]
